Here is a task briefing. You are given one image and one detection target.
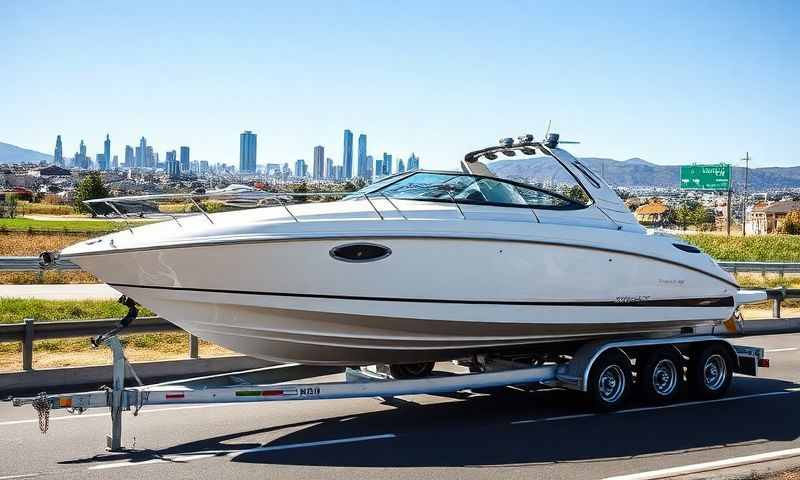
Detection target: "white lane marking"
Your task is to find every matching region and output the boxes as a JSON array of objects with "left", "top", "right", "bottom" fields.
[
  {"left": 511, "top": 390, "right": 796, "bottom": 425},
  {"left": 88, "top": 433, "right": 396, "bottom": 470},
  {"left": 227, "top": 433, "right": 397, "bottom": 458},
  {"left": 0, "top": 402, "right": 243, "bottom": 426},
  {"left": 602, "top": 446, "right": 800, "bottom": 480},
  {"left": 511, "top": 413, "right": 596, "bottom": 425},
  {"left": 766, "top": 347, "right": 798, "bottom": 353},
  {"left": 0, "top": 475, "right": 40, "bottom": 480}
]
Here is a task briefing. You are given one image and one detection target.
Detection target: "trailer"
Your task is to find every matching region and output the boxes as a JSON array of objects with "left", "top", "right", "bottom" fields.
[{"left": 9, "top": 331, "right": 769, "bottom": 452}]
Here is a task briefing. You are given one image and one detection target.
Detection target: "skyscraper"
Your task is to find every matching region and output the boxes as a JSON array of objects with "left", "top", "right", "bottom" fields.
[
  {"left": 137, "top": 137, "right": 147, "bottom": 168},
  {"left": 383, "top": 153, "right": 392, "bottom": 176},
  {"left": 366, "top": 155, "right": 374, "bottom": 179},
  {"left": 112, "top": 155, "right": 119, "bottom": 170},
  {"left": 325, "top": 158, "right": 334, "bottom": 179},
  {"left": 166, "top": 150, "right": 180, "bottom": 178},
  {"left": 53, "top": 135, "right": 63, "bottom": 166},
  {"left": 145, "top": 146, "right": 154, "bottom": 168},
  {"left": 96, "top": 154, "right": 106, "bottom": 171},
  {"left": 357, "top": 133, "right": 367, "bottom": 178},
  {"left": 375, "top": 158, "right": 383, "bottom": 178},
  {"left": 180, "top": 146, "right": 190, "bottom": 173},
  {"left": 78, "top": 140, "right": 87, "bottom": 169},
  {"left": 239, "top": 131, "right": 257, "bottom": 172},
  {"left": 342, "top": 129, "right": 353, "bottom": 179},
  {"left": 124, "top": 145, "right": 134, "bottom": 167},
  {"left": 398, "top": 158, "right": 405, "bottom": 173},
  {"left": 103, "top": 134, "right": 111, "bottom": 171},
  {"left": 313, "top": 146, "right": 325, "bottom": 179},
  {"left": 294, "top": 159, "right": 306, "bottom": 177},
  {"left": 407, "top": 153, "right": 420, "bottom": 171}
]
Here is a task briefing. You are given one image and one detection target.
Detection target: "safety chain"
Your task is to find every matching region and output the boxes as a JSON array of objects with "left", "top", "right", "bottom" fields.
[{"left": 31, "top": 392, "right": 50, "bottom": 434}]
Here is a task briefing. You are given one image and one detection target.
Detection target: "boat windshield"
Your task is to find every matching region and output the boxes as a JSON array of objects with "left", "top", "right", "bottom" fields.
[{"left": 364, "top": 172, "right": 589, "bottom": 209}]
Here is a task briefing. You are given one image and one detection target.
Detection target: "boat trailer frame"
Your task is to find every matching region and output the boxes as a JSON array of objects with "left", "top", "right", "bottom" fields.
[{"left": 11, "top": 333, "right": 765, "bottom": 452}]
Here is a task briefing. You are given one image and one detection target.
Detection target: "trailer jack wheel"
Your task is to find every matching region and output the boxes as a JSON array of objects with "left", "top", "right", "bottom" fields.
[{"left": 588, "top": 350, "right": 632, "bottom": 411}]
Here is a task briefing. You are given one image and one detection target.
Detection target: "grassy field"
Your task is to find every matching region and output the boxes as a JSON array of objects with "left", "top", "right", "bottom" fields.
[
  {"left": 0, "top": 217, "right": 123, "bottom": 233},
  {"left": 680, "top": 233, "right": 800, "bottom": 262},
  {"left": 0, "top": 231, "right": 92, "bottom": 256},
  {"left": 17, "top": 201, "right": 76, "bottom": 215},
  {"left": 0, "top": 298, "right": 154, "bottom": 324}
]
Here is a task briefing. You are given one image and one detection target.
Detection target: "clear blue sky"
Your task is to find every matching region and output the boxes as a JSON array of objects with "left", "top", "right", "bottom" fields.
[{"left": 2, "top": 1, "right": 797, "bottom": 170}]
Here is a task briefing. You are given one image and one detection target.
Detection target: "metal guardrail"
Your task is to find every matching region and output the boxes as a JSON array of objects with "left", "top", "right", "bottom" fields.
[
  {"left": 718, "top": 262, "right": 800, "bottom": 275},
  {"left": 0, "top": 317, "right": 193, "bottom": 371},
  {"left": 0, "top": 256, "right": 79, "bottom": 272}
]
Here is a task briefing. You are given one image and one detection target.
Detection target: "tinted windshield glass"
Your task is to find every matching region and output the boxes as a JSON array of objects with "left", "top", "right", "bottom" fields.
[{"left": 373, "top": 172, "right": 586, "bottom": 209}]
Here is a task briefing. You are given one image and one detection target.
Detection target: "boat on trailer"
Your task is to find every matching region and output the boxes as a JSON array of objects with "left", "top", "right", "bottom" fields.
[{"left": 52, "top": 133, "right": 761, "bottom": 369}]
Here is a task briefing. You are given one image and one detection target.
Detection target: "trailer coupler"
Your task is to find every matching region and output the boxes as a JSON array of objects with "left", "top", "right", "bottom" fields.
[{"left": 91, "top": 295, "right": 138, "bottom": 347}]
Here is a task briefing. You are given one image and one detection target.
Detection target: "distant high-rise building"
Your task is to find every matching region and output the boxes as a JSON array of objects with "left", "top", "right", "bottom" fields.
[
  {"left": 166, "top": 150, "right": 180, "bottom": 178},
  {"left": 112, "top": 155, "right": 119, "bottom": 170},
  {"left": 407, "top": 153, "right": 420, "bottom": 171},
  {"left": 54, "top": 135, "right": 63, "bottom": 166},
  {"left": 294, "top": 159, "right": 307, "bottom": 177},
  {"left": 342, "top": 129, "right": 353, "bottom": 179},
  {"left": 145, "top": 146, "right": 154, "bottom": 168},
  {"left": 75, "top": 140, "right": 88, "bottom": 169},
  {"left": 239, "top": 131, "right": 257, "bottom": 172},
  {"left": 366, "top": 155, "right": 374, "bottom": 179},
  {"left": 313, "top": 146, "right": 325, "bottom": 179},
  {"left": 96, "top": 154, "right": 106, "bottom": 171},
  {"left": 180, "top": 146, "right": 190, "bottom": 173},
  {"left": 382, "top": 153, "right": 392, "bottom": 176},
  {"left": 375, "top": 158, "right": 383, "bottom": 177},
  {"left": 398, "top": 158, "right": 405, "bottom": 173},
  {"left": 357, "top": 134, "right": 367, "bottom": 178},
  {"left": 325, "top": 158, "right": 334, "bottom": 179},
  {"left": 138, "top": 137, "right": 147, "bottom": 168},
  {"left": 103, "top": 134, "right": 111, "bottom": 170},
  {"left": 199, "top": 160, "right": 209, "bottom": 174},
  {"left": 124, "top": 145, "right": 134, "bottom": 167},
  {"left": 334, "top": 165, "right": 344, "bottom": 180}
]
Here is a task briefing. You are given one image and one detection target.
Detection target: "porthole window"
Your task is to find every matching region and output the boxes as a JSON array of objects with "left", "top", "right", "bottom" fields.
[{"left": 330, "top": 243, "right": 392, "bottom": 263}]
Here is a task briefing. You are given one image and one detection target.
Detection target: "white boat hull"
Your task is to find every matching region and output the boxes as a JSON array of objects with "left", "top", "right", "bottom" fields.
[{"left": 70, "top": 235, "right": 737, "bottom": 365}]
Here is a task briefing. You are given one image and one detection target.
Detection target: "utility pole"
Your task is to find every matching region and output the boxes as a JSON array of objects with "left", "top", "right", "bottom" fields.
[{"left": 741, "top": 152, "right": 750, "bottom": 237}]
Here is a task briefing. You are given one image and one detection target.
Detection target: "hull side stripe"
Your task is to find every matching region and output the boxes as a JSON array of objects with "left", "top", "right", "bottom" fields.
[{"left": 108, "top": 283, "right": 734, "bottom": 308}]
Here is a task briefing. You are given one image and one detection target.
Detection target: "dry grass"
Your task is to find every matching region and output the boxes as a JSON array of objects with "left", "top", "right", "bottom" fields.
[
  {"left": 0, "top": 232, "right": 93, "bottom": 256},
  {"left": 0, "top": 333, "right": 235, "bottom": 371},
  {"left": 0, "top": 270, "right": 100, "bottom": 284},
  {"left": 17, "top": 201, "right": 75, "bottom": 215}
]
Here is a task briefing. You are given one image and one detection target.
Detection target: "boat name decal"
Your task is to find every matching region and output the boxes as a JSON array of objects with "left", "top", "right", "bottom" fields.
[
  {"left": 299, "top": 387, "right": 321, "bottom": 397},
  {"left": 615, "top": 296, "right": 651, "bottom": 304}
]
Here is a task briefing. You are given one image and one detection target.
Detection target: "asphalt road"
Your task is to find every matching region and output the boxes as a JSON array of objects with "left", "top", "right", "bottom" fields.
[{"left": 2, "top": 333, "right": 800, "bottom": 480}]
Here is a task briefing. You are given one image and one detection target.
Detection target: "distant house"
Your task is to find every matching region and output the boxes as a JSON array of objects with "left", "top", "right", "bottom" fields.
[
  {"left": 748, "top": 200, "right": 800, "bottom": 234},
  {"left": 634, "top": 200, "right": 670, "bottom": 225},
  {"left": 28, "top": 165, "right": 71, "bottom": 177}
]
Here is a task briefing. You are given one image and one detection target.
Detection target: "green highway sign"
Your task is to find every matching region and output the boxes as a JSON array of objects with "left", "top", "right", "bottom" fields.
[{"left": 680, "top": 164, "right": 731, "bottom": 191}]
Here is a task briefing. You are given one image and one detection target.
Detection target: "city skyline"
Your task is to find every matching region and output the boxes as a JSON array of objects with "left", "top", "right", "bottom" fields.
[{"left": 3, "top": 2, "right": 797, "bottom": 171}]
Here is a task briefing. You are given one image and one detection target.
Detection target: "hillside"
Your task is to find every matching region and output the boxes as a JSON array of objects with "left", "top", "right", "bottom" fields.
[
  {"left": 488, "top": 157, "right": 800, "bottom": 189},
  {"left": 0, "top": 141, "right": 53, "bottom": 165}
]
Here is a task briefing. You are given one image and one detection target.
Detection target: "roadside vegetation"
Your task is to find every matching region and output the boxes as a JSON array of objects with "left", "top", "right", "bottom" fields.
[
  {"left": 0, "top": 217, "right": 123, "bottom": 233},
  {"left": 679, "top": 233, "right": 800, "bottom": 262},
  {"left": 0, "top": 232, "right": 92, "bottom": 256},
  {"left": 16, "top": 201, "right": 76, "bottom": 216}
]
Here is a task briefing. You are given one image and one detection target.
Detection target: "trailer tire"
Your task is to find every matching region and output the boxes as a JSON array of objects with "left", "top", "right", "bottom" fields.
[
  {"left": 638, "top": 347, "right": 684, "bottom": 404},
  {"left": 588, "top": 349, "right": 632, "bottom": 411},
  {"left": 688, "top": 344, "right": 733, "bottom": 400},
  {"left": 389, "top": 362, "right": 435, "bottom": 380}
]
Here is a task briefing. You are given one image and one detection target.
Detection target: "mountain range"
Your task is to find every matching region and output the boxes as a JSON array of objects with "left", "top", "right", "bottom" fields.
[
  {"left": 488, "top": 157, "right": 800, "bottom": 190},
  {"left": 0, "top": 141, "right": 53, "bottom": 165}
]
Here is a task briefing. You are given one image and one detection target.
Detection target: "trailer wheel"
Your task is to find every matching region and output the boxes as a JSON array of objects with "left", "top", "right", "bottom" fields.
[
  {"left": 588, "top": 350, "right": 632, "bottom": 411},
  {"left": 389, "top": 362, "right": 435, "bottom": 379},
  {"left": 688, "top": 344, "right": 733, "bottom": 400},
  {"left": 639, "top": 347, "right": 684, "bottom": 404}
]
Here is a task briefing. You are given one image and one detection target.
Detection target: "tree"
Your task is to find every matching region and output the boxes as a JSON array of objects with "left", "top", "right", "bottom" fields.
[
  {"left": 73, "top": 172, "right": 110, "bottom": 215},
  {"left": 564, "top": 185, "right": 590, "bottom": 205},
  {"left": 674, "top": 200, "right": 713, "bottom": 231},
  {"left": 780, "top": 211, "right": 800, "bottom": 235}
]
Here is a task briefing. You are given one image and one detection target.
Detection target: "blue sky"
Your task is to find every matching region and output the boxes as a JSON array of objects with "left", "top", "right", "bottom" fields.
[{"left": 2, "top": 1, "right": 797, "bottom": 170}]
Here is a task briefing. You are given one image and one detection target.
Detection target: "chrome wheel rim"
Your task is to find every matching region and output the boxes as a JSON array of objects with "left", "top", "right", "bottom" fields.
[
  {"left": 651, "top": 359, "right": 678, "bottom": 396},
  {"left": 703, "top": 354, "right": 727, "bottom": 391},
  {"left": 598, "top": 365, "right": 625, "bottom": 403}
]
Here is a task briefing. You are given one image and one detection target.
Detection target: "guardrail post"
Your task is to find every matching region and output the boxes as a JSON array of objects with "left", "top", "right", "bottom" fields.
[
  {"left": 773, "top": 297, "right": 782, "bottom": 319},
  {"left": 189, "top": 334, "right": 199, "bottom": 359},
  {"left": 22, "top": 318, "right": 34, "bottom": 371}
]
